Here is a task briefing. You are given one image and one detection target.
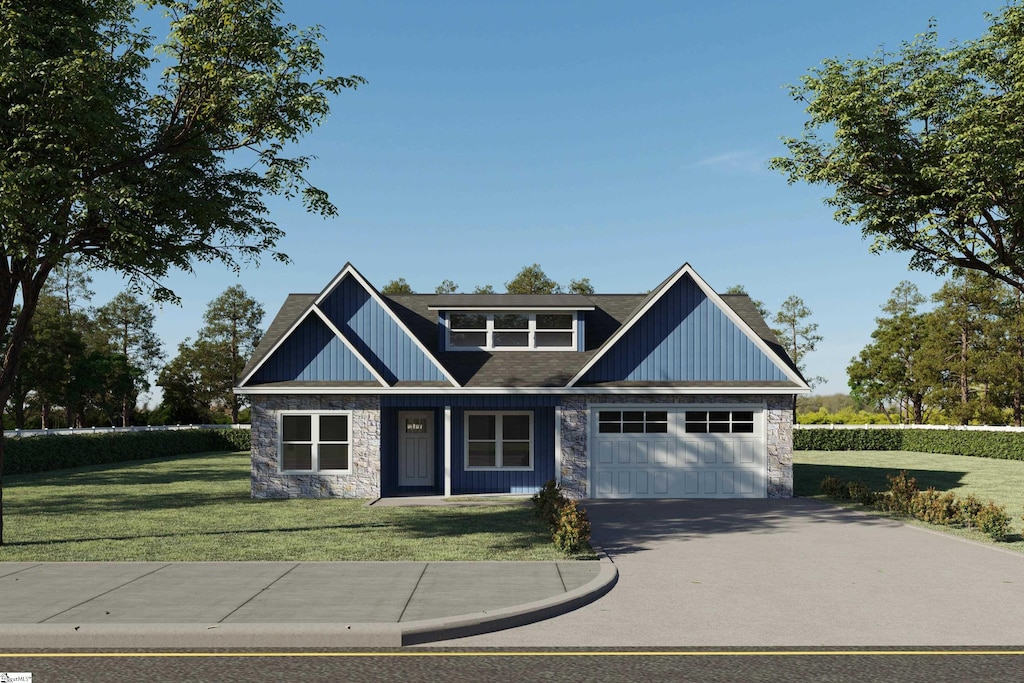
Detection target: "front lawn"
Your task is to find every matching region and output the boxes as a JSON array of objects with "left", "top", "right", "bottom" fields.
[
  {"left": 0, "top": 452, "right": 567, "bottom": 562},
  {"left": 795, "top": 450, "right": 1024, "bottom": 551}
]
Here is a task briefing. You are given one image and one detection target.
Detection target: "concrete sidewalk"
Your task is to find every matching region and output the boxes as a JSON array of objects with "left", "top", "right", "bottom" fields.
[{"left": 0, "top": 560, "right": 616, "bottom": 648}]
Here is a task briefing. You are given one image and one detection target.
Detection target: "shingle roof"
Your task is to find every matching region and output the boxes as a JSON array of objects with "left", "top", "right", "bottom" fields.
[
  {"left": 428, "top": 294, "right": 595, "bottom": 309},
  {"left": 239, "top": 282, "right": 805, "bottom": 390}
]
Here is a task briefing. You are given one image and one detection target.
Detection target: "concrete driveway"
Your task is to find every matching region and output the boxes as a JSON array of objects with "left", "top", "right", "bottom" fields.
[{"left": 434, "top": 498, "right": 1024, "bottom": 646}]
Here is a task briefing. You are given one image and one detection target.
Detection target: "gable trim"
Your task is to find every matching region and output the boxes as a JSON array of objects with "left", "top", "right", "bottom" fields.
[
  {"left": 237, "top": 305, "right": 317, "bottom": 387},
  {"left": 565, "top": 264, "right": 810, "bottom": 389},
  {"left": 315, "top": 264, "right": 461, "bottom": 388},
  {"left": 310, "top": 305, "right": 389, "bottom": 387}
]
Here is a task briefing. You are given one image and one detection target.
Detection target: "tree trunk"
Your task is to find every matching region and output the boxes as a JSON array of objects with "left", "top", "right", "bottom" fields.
[
  {"left": 122, "top": 397, "right": 130, "bottom": 428},
  {"left": 41, "top": 402, "right": 50, "bottom": 430},
  {"left": 912, "top": 395, "right": 924, "bottom": 424},
  {"left": 0, "top": 433, "right": 5, "bottom": 545}
]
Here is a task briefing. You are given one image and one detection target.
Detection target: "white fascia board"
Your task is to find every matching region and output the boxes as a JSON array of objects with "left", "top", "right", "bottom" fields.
[
  {"left": 565, "top": 263, "right": 810, "bottom": 390},
  {"left": 311, "top": 305, "right": 389, "bottom": 387},
  {"left": 427, "top": 306, "right": 595, "bottom": 312},
  {"left": 237, "top": 304, "right": 317, "bottom": 387},
  {"left": 236, "top": 385, "right": 810, "bottom": 396},
  {"left": 314, "top": 263, "right": 461, "bottom": 388}
]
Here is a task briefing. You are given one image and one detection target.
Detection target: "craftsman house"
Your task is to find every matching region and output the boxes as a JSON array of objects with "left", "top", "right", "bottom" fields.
[{"left": 235, "top": 263, "right": 810, "bottom": 500}]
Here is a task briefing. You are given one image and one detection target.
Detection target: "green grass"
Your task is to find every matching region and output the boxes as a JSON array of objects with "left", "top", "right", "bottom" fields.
[
  {"left": 795, "top": 450, "right": 1024, "bottom": 551},
  {"left": 0, "top": 452, "right": 569, "bottom": 562}
]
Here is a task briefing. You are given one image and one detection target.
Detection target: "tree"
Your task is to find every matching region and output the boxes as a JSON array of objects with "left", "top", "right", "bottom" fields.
[
  {"left": 195, "top": 286, "right": 264, "bottom": 423},
  {"left": 156, "top": 340, "right": 214, "bottom": 425},
  {"left": 771, "top": 6, "right": 1024, "bottom": 294},
  {"left": 380, "top": 278, "right": 414, "bottom": 295},
  {"left": 567, "top": 278, "right": 595, "bottom": 295},
  {"left": 918, "top": 270, "right": 1001, "bottom": 424},
  {"left": 473, "top": 284, "right": 496, "bottom": 294},
  {"left": 505, "top": 264, "right": 562, "bottom": 294},
  {"left": 724, "top": 284, "right": 771, "bottom": 320},
  {"left": 93, "top": 293, "right": 164, "bottom": 426},
  {"left": 0, "top": 0, "right": 363, "bottom": 543},
  {"left": 435, "top": 279, "right": 458, "bottom": 294},
  {"left": 847, "top": 281, "right": 933, "bottom": 423},
  {"left": 772, "top": 296, "right": 824, "bottom": 389}
]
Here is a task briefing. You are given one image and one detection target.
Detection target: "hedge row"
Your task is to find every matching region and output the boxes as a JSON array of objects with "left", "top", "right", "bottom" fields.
[
  {"left": 2, "top": 429, "right": 251, "bottom": 476},
  {"left": 795, "top": 428, "right": 1024, "bottom": 461}
]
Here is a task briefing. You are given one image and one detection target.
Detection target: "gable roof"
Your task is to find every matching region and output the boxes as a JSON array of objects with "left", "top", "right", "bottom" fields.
[
  {"left": 566, "top": 263, "right": 809, "bottom": 389},
  {"left": 239, "top": 264, "right": 458, "bottom": 388},
  {"left": 238, "top": 264, "right": 808, "bottom": 393}
]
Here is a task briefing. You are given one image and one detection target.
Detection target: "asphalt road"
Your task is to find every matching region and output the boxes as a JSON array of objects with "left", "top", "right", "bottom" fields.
[{"left": 2, "top": 648, "right": 1024, "bottom": 682}]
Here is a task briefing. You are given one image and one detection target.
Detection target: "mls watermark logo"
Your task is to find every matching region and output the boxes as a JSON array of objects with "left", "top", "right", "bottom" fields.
[{"left": 0, "top": 673, "right": 32, "bottom": 682}]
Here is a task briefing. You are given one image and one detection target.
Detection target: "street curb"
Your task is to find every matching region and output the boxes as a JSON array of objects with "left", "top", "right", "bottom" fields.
[
  {"left": 0, "top": 556, "right": 617, "bottom": 649},
  {"left": 401, "top": 552, "right": 618, "bottom": 645}
]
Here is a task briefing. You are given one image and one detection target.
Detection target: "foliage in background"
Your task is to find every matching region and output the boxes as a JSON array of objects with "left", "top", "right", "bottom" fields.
[
  {"left": 3, "top": 428, "right": 249, "bottom": 476},
  {"left": 795, "top": 427, "right": 1024, "bottom": 462},
  {"left": 772, "top": 295, "right": 824, "bottom": 388}
]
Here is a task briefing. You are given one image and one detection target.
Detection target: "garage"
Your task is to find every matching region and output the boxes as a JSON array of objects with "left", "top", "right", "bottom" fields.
[{"left": 590, "top": 405, "right": 766, "bottom": 498}]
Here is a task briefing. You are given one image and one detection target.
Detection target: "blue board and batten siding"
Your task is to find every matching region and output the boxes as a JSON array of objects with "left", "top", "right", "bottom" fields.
[
  {"left": 319, "top": 275, "right": 447, "bottom": 383},
  {"left": 381, "top": 395, "right": 557, "bottom": 495},
  {"left": 581, "top": 273, "right": 788, "bottom": 383},
  {"left": 250, "top": 315, "right": 375, "bottom": 383}
]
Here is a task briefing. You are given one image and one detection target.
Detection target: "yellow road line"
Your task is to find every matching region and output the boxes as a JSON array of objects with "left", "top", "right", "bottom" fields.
[{"left": 1, "top": 650, "right": 1024, "bottom": 658}]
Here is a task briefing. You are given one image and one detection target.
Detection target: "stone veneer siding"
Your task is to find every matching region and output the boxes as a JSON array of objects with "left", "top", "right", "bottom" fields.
[
  {"left": 250, "top": 395, "right": 381, "bottom": 499},
  {"left": 558, "top": 394, "right": 794, "bottom": 499}
]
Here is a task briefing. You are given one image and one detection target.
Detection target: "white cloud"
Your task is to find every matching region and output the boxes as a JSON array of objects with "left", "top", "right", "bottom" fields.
[{"left": 690, "top": 150, "right": 768, "bottom": 174}]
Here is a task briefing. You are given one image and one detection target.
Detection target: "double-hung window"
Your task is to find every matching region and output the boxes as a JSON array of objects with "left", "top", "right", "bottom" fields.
[
  {"left": 280, "top": 412, "right": 351, "bottom": 472},
  {"left": 447, "top": 312, "right": 576, "bottom": 350},
  {"left": 465, "top": 412, "right": 533, "bottom": 470}
]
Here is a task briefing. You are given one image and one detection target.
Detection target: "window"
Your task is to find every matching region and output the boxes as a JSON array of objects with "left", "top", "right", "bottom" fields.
[
  {"left": 684, "top": 410, "right": 755, "bottom": 434},
  {"left": 446, "top": 312, "right": 576, "bottom": 350},
  {"left": 280, "top": 412, "right": 351, "bottom": 472},
  {"left": 597, "top": 410, "right": 668, "bottom": 434},
  {"left": 465, "top": 412, "right": 533, "bottom": 470}
]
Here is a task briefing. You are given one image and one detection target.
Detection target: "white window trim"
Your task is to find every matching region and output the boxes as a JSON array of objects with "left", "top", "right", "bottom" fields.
[
  {"left": 278, "top": 410, "right": 353, "bottom": 473},
  {"left": 464, "top": 410, "right": 534, "bottom": 471},
  {"left": 446, "top": 312, "right": 577, "bottom": 351}
]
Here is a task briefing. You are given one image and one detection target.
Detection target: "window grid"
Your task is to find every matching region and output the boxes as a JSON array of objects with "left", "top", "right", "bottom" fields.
[
  {"left": 597, "top": 410, "right": 669, "bottom": 434},
  {"left": 447, "top": 313, "right": 576, "bottom": 351},
  {"left": 684, "top": 410, "right": 755, "bottom": 434},
  {"left": 465, "top": 411, "right": 534, "bottom": 470},
  {"left": 279, "top": 412, "right": 352, "bottom": 473}
]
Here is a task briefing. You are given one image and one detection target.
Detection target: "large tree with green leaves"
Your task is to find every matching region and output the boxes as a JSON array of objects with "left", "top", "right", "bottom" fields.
[
  {"left": 771, "top": 5, "right": 1024, "bottom": 293},
  {"left": 0, "top": 0, "right": 363, "bottom": 543},
  {"left": 848, "top": 281, "right": 933, "bottom": 423}
]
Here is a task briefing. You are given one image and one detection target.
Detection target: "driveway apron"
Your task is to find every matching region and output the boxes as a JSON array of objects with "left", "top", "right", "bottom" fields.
[{"left": 433, "top": 498, "right": 1024, "bottom": 647}]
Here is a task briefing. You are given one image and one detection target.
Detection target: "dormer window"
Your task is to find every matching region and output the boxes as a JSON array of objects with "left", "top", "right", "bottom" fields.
[{"left": 447, "top": 312, "right": 577, "bottom": 350}]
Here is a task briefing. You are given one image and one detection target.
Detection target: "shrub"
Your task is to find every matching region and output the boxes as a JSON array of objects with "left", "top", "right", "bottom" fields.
[
  {"left": 552, "top": 500, "right": 592, "bottom": 554},
  {"left": 954, "top": 494, "right": 985, "bottom": 528},
  {"left": 795, "top": 428, "right": 903, "bottom": 451},
  {"left": 819, "top": 475, "right": 848, "bottom": 498},
  {"left": 531, "top": 479, "right": 564, "bottom": 526},
  {"left": 3, "top": 428, "right": 251, "bottom": 476},
  {"left": 976, "top": 503, "right": 1013, "bottom": 541},
  {"left": 876, "top": 470, "right": 918, "bottom": 515},
  {"left": 795, "top": 426, "right": 1024, "bottom": 462},
  {"left": 911, "top": 488, "right": 958, "bottom": 526},
  {"left": 846, "top": 480, "right": 876, "bottom": 506}
]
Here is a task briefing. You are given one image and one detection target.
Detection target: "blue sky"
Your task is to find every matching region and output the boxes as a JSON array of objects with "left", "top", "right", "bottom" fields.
[{"left": 87, "top": 0, "right": 1006, "bottom": 400}]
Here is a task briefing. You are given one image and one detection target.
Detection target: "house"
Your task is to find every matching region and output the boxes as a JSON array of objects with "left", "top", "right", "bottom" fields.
[{"left": 235, "top": 263, "right": 810, "bottom": 500}]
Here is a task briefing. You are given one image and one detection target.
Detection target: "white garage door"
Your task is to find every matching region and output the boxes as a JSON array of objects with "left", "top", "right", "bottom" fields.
[{"left": 590, "top": 406, "right": 766, "bottom": 499}]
